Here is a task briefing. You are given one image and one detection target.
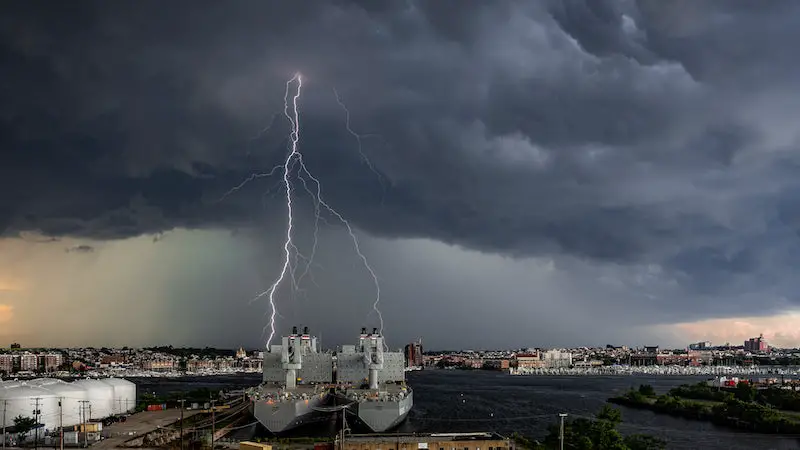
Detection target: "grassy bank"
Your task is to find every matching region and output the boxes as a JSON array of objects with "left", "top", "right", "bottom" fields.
[{"left": 609, "top": 383, "right": 800, "bottom": 434}]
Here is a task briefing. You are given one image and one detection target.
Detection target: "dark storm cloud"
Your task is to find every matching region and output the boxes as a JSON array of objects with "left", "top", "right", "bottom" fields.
[{"left": 2, "top": 0, "right": 800, "bottom": 313}]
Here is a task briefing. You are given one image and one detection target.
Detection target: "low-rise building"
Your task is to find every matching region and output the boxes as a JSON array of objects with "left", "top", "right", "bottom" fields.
[
  {"left": 514, "top": 353, "right": 544, "bottom": 369},
  {"left": 141, "top": 359, "right": 176, "bottom": 371},
  {"left": 541, "top": 349, "right": 572, "bottom": 368}
]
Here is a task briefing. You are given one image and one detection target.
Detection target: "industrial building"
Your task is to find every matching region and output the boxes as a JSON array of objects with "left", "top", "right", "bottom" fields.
[
  {"left": 0, "top": 378, "right": 136, "bottom": 433},
  {"left": 342, "top": 432, "right": 511, "bottom": 450}
]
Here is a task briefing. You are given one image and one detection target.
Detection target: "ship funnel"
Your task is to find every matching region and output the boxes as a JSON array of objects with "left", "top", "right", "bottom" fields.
[
  {"left": 292, "top": 326, "right": 298, "bottom": 335},
  {"left": 303, "top": 326, "right": 309, "bottom": 334},
  {"left": 361, "top": 327, "right": 367, "bottom": 335},
  {"left": 372, "top": 327, "right": 378, "bottom": 335}
]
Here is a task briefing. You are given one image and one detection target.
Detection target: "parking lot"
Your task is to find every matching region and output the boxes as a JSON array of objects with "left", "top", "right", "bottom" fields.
[{"left": 93, "top": 408, "right": 200, "bottom": 448}]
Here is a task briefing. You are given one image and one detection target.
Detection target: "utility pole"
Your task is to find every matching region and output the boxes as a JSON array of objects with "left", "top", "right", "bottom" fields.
[
  {"left": 340, "top": 405, "right": 350, "bottom": 450},
  {"left": 558, "top": 413, "right": 568, "bottom": 450},
  {"left": 59, "top": 398, "right": 64, "bottom": 450},
  {"left": 78, "top": 400, "right": 90, "bottom": 448},
  {"left": 210, "top": 399, "right": 216, "bottom": 450},
  {"left": 33, "top": 397, "right": 41, "bottom": 450},
  {"left": 2, "top": 399, "right": 7, "bottom": 450},
  {"left": 178, "top": 399, "right": 185, "bottom": 450}
]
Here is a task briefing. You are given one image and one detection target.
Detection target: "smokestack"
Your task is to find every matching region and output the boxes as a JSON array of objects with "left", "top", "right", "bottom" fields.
[
  {"left": 292, "top": 326, "right": 298, "bottom": 335},
  {"left": 361, "top": 327, "right": 367, "bottom": 335},
  {"left": 372, "top": 327, "right": 378, "bottom": 335},
  {"left": 303, "top": 326, "right": 309, "bottom": 334}
]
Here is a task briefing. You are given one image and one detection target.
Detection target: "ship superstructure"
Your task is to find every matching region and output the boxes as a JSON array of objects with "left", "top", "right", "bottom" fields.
[
  {"left": 334, "top": 328, "right": 413, "bottom": 432},
  {"left": 250, "top": 326, "right": 333, "bottom": 433}
]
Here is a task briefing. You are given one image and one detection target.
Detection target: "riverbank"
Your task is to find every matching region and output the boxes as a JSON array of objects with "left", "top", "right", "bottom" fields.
[{"left": 609, "top": 383, "right": 800, "bottom": 435}]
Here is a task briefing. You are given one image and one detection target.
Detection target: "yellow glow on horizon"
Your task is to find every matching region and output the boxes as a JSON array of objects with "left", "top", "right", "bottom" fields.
[
  {"left": 0, "top": 304, "right": 13, "bottom": 323},
  {"left": 673, "top": 313, "right": 800, "bottom": 347},
  {"left": 0, "top": 278, "right": 25, "bottom": 292}
]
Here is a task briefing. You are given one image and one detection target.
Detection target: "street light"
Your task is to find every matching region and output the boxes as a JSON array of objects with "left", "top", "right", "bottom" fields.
[{"left": 558, "top": 413, "right": 568, "bottom": 450}]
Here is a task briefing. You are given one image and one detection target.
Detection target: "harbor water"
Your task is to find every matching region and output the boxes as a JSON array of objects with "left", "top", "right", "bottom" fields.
[{"left": 132, "top": 370, "right": 800, "bottom": 449}]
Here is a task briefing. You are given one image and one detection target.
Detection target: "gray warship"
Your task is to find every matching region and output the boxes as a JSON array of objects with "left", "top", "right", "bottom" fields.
[
  {"left": 250, "top": 326, "right": 333, "bottom": 433},
  {"left": 334, "top": 328, "right": 413, "bottom": 432},
  {"left": 250, "top": 327, "right": 413, "bottom": 434}
]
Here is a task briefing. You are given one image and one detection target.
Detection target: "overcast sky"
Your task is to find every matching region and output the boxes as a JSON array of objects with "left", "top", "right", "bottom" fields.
[{"left": 3, "top": 1, "right": 800, "bottom": 350}]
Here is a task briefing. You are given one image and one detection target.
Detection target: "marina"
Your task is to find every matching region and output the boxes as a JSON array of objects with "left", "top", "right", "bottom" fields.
[{"left": 509, "top": 364, "right": 800, "bottom": 377}]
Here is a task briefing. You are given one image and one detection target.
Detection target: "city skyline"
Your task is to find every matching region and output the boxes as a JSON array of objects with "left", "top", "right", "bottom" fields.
[{"left": 3, "top": 2, "right": 800, "bottom": 349}]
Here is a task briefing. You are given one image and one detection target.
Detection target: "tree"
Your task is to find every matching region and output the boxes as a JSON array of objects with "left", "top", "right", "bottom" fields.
[
  {"left": 13, "top": 416, "right": 37, "bottom": 441},
  {"left": 540, "top": 407, "right": 666, "bottom": 449},
  {"left": 735, "top": 381, "right": 756, "bottom": 402},
  {"left": 597, "top": 405, "right": 622, "bottom": 425},
  {"left": 638, "top": 384, "right": 656, "bottom": 397}
]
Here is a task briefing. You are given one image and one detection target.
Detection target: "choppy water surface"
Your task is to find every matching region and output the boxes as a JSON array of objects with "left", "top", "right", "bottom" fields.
[{"left": 133, "top": 370, "right": 800, "bottom": 449}]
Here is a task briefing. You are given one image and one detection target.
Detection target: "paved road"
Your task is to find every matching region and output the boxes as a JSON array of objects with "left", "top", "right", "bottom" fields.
[{"left": 94, "top": 409, "right": 199, "bottom": 448}]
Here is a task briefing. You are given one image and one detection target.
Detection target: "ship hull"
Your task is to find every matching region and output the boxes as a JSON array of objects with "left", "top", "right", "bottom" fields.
[
  {"left": 252, "top": 393, "right": 327, "bottom": 434},
  {"left": 338, "top": 390, "right": 413, "bottom": 432}
]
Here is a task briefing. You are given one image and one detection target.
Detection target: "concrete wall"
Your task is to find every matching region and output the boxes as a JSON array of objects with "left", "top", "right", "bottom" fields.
[{"left": 344, "top": 437, "right": 511, "bottom": 450}]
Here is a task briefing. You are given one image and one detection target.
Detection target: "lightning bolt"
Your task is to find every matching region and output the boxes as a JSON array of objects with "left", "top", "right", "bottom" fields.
[
  {"left": 333, "top": 88, "right": 388, "bottom": 204},
  {"left": 226, "top": 73, "right": 386, "bottom": 348}
]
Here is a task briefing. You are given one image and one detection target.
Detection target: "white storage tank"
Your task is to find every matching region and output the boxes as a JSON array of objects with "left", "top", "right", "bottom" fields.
[
  {"left": 36, "top": 379, "right": 88, "bottom": 427},
  {"left": 98, "top": 378, "right": 137, "bottom": 414},
  {"left": 72, "top": 379, "right": 113, "bottom": 419},
  {"left": 0, "top": 384, "right": 60, "bottom": 430},
  {"left": 0, "top": 380, "right": 21, "bottom": 389}
]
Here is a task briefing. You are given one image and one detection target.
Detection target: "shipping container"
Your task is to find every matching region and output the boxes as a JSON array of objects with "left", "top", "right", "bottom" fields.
[{"left": 240, "top": 442, "right": 272, "bottom": 450}]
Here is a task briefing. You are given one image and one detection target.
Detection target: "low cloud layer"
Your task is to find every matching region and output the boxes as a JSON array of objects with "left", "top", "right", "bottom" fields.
[{"left": 2, "top": 1, "right": 800, "bottom": 344}]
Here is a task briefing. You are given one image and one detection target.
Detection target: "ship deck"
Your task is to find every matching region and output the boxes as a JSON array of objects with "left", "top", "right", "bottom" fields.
[
  {"left": 259, "top": 384, "right": 327, "bottom": 393},
  {"left": 252, "top": 383, "right": 329, "bottom": 403},
  {"left": 338, "top": 383, "right": 409, "bottom": 393}
]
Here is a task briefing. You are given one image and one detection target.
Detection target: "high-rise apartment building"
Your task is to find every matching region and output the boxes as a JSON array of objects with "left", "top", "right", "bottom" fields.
[{"left": 404, "top": 340, "right": 423, "bottom": 367}]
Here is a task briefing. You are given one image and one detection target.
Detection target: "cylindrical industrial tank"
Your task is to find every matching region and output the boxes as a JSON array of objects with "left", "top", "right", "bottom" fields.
[
  {"left": 36, "top": 379, "right": 88, "bottom": 427},
  {"left": 97, "top": 378, "right": 137, "bottom": 414},
  {"left": 0, "top": 380, "right": 22, "bottom": 389},
  {"left": 72, "top": 379, "right": 113, "bottom": 419},
  {"left": 0, "top": 384, "right": 61, "bottom": 430}
]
